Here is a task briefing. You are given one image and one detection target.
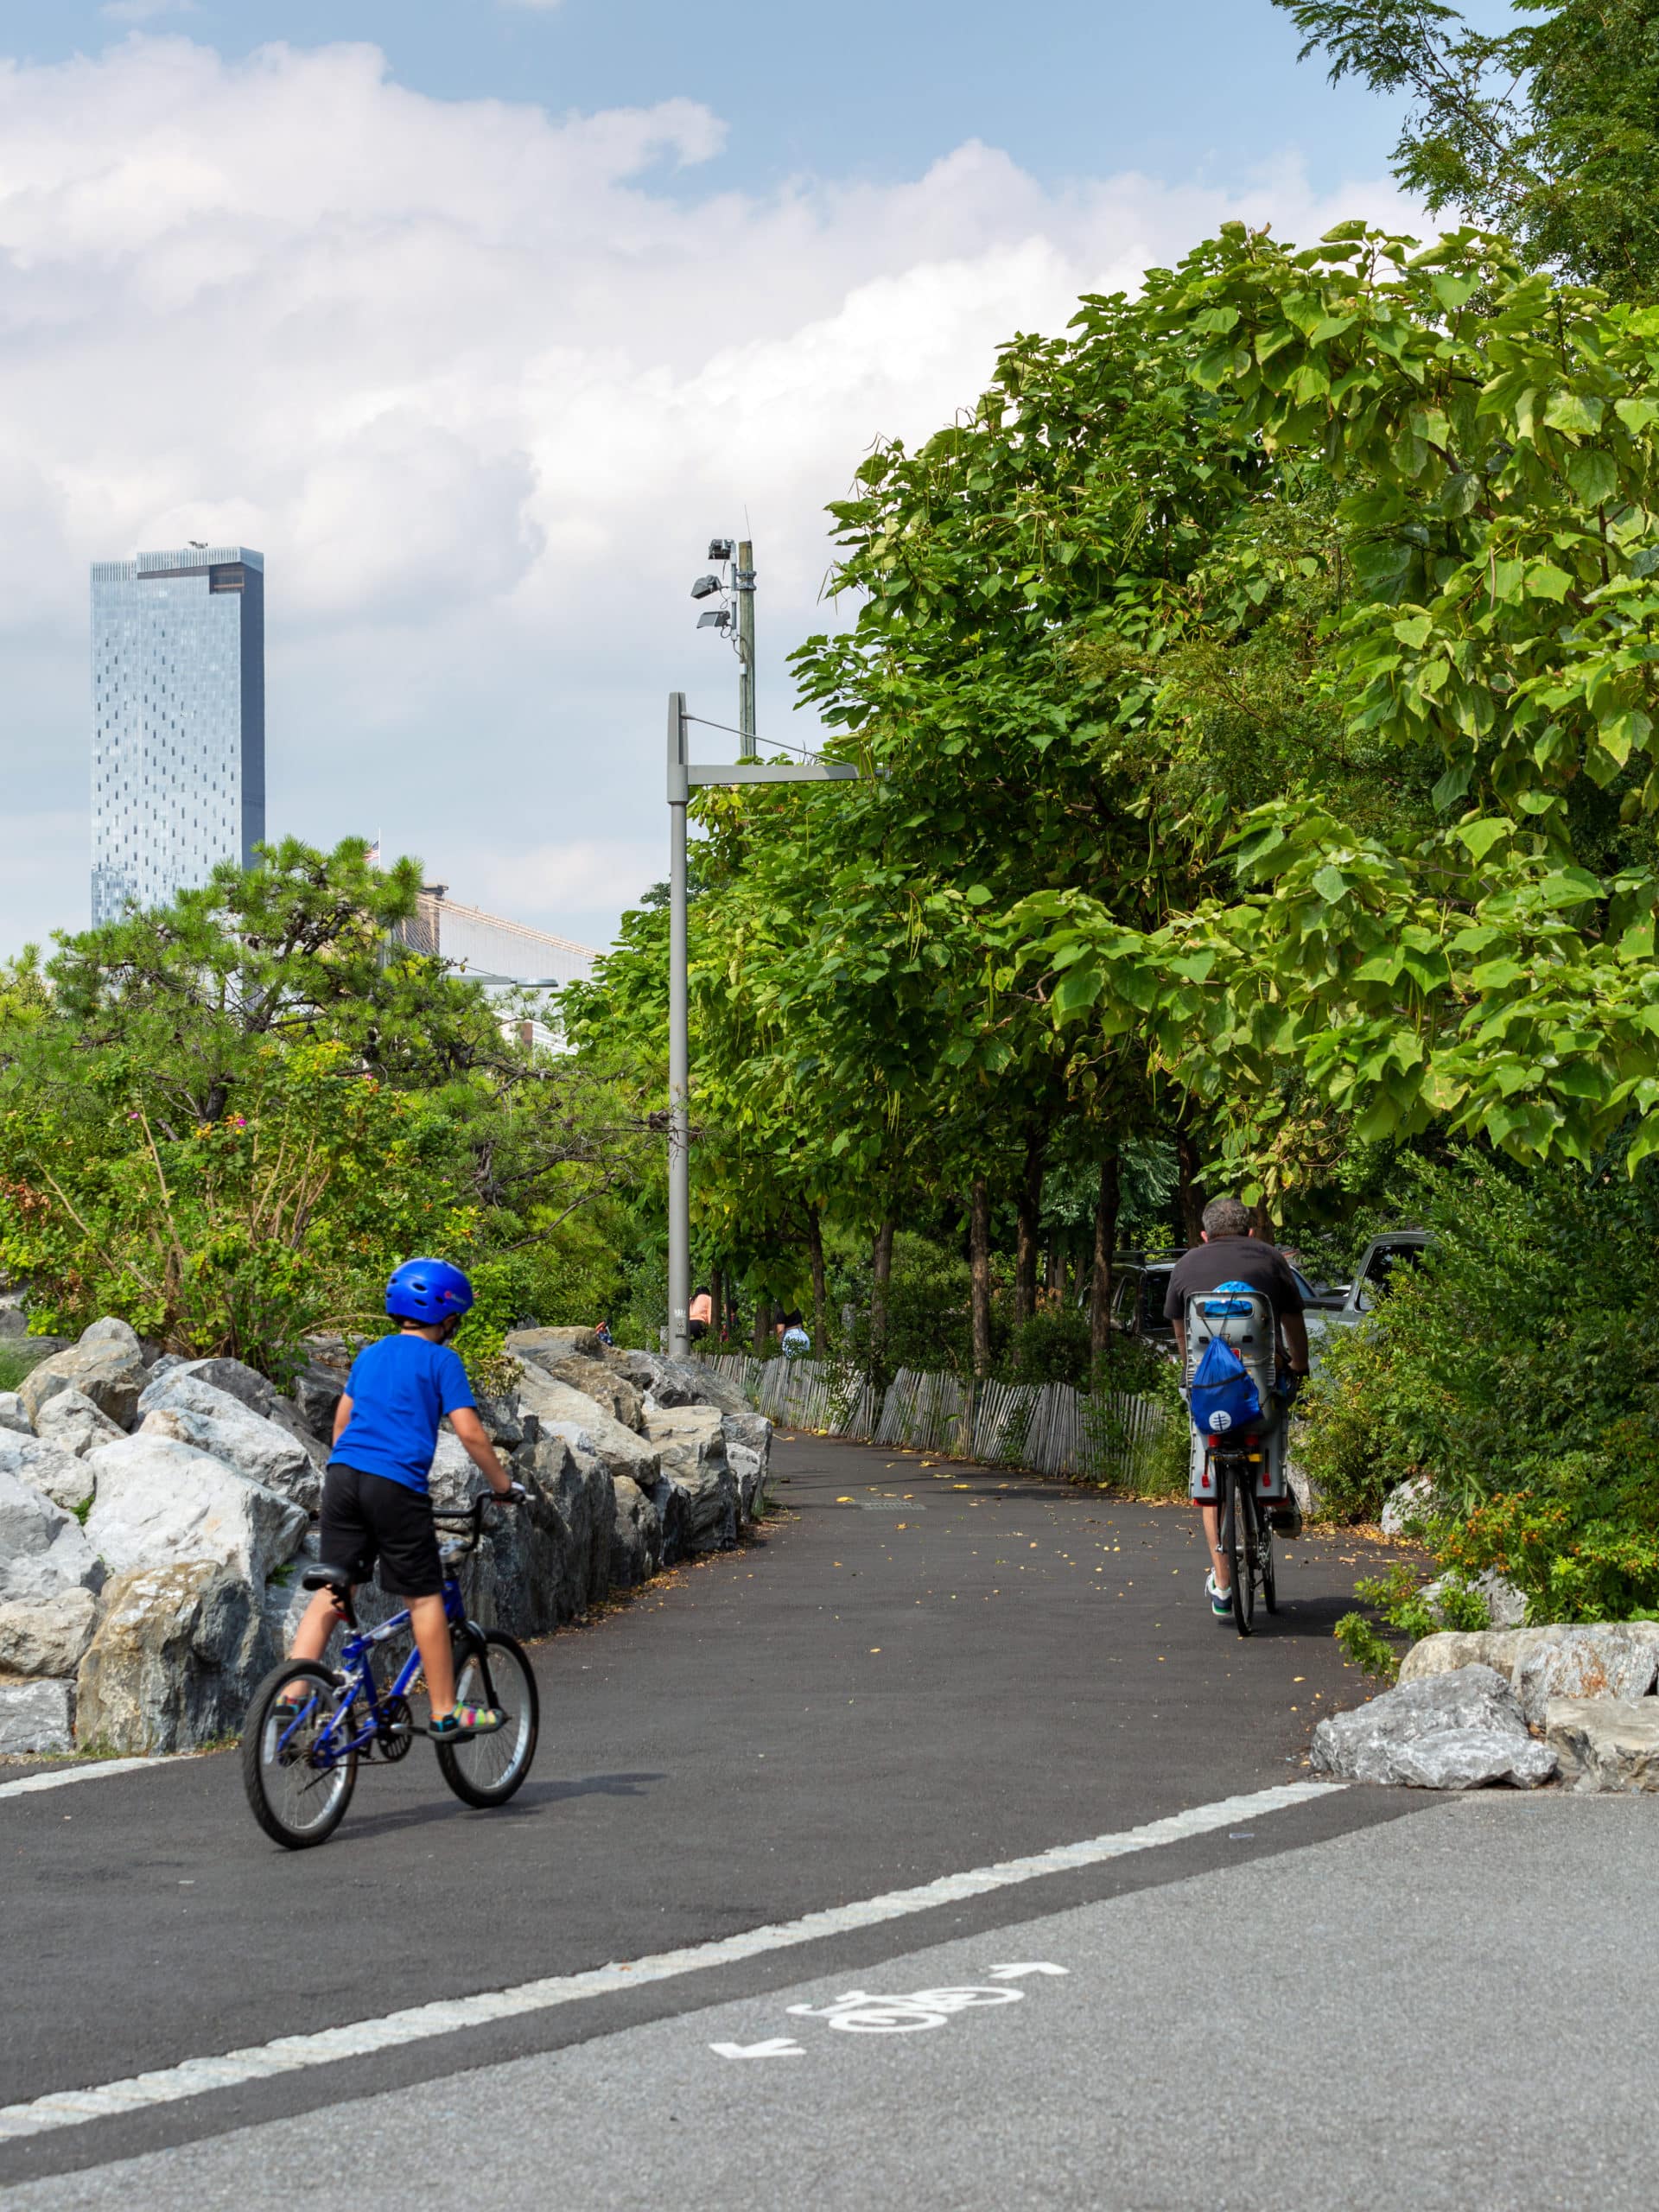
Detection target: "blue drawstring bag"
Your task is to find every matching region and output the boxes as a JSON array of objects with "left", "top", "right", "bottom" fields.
[{"left": 1187, "top": 1285, "right": 1264, "bottom": 1436}]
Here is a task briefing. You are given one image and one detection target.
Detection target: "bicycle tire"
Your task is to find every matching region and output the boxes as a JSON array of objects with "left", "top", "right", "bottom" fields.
[
  {"left": 1226, "top": 1465, "right": 1256, "bottom": 1638},
  {"left": 1262, "top": 1514, "right": 1278, "bottom": 1613},
  {"left": 242, "top": 1660, "right": 358, "bottom": 1850},
  {"left": 435, "top": 1629, "right": 539, "bottom": 1808}
]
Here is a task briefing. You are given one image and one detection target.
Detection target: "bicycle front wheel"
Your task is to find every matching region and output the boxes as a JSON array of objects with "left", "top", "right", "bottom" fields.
[
  {"left": 1225, "top": 1467, "right": 1257, "bottom": 1639},
  {"left": 242, "top": 1661, "right": 358, "bottom": 1849},
  {"left": 435, "top": 1630, "right": 539, "bottom": 1808}
]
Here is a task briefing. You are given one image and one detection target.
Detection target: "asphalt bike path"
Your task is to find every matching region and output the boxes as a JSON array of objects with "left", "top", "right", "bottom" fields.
[
  {"left": 0, "top": 1433, "right": 1416, "bottom": 2186},
  {"left": 16, "top": 1792, "right": 1653, "bottom": 2212}
]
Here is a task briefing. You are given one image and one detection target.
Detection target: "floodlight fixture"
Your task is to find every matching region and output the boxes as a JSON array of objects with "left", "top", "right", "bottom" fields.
[
  {"left": 697, "top": 608, "right": 733, "bottom": 631},
  {"left": 708, "top": 537, "right": 734, "bottom": 562},
  {"left": 690, "top": 574, "right": 721, "bottom": 601}
]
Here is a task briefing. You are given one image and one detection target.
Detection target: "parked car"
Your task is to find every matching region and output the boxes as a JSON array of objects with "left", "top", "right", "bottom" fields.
[
  {"left": 1301, "top": 1229, "right": 1435, "bottom": 1364},
  {"left": 1109, "top": 1249, "right": 1330, "bottom": 1357}
]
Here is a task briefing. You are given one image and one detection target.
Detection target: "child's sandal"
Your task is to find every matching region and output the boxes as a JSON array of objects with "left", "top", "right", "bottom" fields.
[{"left": 429, "top": 1704, "right": 505, "bottom": 1738}]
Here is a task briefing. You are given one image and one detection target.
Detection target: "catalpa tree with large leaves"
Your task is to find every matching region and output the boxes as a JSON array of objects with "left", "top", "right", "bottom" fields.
[{"left": 1020, "top": 219, "right": 1659, "bottom": 1182}]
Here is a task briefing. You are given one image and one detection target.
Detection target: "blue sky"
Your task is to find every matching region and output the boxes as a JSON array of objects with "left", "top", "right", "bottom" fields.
[
  {"left": 5, "top": 0, "right": 1518, "bottom": 201},
  {"left": 0, "top": 2, "right": 1522, "bottom": 958}
]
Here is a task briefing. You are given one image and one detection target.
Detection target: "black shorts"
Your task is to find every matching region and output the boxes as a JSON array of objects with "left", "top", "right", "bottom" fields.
[{"left": 318, "top": 1464, "right": 444, "bottom": 1599}]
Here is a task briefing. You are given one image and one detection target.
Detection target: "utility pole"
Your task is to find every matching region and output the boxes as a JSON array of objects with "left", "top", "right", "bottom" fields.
[
  {"left": 735, "top": 539, "right": 756, "bottom": 761},
  {"left": 662, "top": 690, "right": 860, "bottom": 1359}
]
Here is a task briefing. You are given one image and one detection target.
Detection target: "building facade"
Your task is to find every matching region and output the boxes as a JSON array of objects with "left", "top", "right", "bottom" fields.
[{"left": 90, "top": 544, "right": 265, "bottom": 923}]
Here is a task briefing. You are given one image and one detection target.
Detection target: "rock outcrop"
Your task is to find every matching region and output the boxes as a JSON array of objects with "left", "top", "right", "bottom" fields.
[
  {"left": 0, "top": 1430, "right": 97, "bottom": 1515},
  {"left": 1311, "top": 1663, "right": 1557, "bottom": 1789},
  {"left": 0, "top": 1392, "right": 33, "bottom": 1437},
  {"left": 138, "top": 1370, "right": 321, "bottom": 1512},
  {"left": 76, "top": 1560, "right": 269, "bottom": 1755},
  {"left": 0, "top": 1467, "right": 105, "bottom": 1676},
  {"left": 0, "top": 1675, "right": 76, "bottom": 1756},
  {"left": 1546, "top": 1696, "right": 1659, "bottom": 1792},
  {"left": 19, "top": 1321, "right": 148, "bottom": 1431},
  {"left": 1400, "top": 1622, "right": 1659, "bottom": 1725},
  {"left": 34, "top": 1386, "right": 125, "bottom": 1461},
  {"left": 85, "top": 1434, "right": 307, "bottom": 1586}
]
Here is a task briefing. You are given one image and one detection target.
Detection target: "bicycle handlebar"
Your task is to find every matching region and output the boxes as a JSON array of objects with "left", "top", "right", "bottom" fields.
[{"left": 431, "top": 1488, "right": 530, "bottom": 1547}]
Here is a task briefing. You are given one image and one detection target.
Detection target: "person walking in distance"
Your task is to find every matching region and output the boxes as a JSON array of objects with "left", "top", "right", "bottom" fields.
[{"left": 688, "top": 1286, "right": 714, "bottom": 1343}]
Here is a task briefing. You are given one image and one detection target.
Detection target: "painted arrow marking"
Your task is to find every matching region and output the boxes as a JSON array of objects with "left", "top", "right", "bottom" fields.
[
  {"left": 709, "top": 2038, "right": 804, "bottom": 2060},
  {"left": 986, "top": 1962, "right": 1067, "bottom": 1980}
]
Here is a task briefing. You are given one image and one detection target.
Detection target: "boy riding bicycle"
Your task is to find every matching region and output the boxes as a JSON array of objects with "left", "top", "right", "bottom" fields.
[{"left": 285, "top": 1258, "right": 523, "bottom": 1738}]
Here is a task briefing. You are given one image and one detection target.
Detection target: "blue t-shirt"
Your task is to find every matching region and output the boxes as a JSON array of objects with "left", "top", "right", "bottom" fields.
[{"left": 333, "top": 1334, "right": 477, "bottom": 1497}]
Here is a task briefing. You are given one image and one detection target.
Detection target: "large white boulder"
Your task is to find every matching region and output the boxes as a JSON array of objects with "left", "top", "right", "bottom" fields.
[
  {"left": 0, "top": 1430, "right": 97, "bottom": 1514},
  {"left": 84, "top": 1433, "right": 306, "bottom": 1586},
  {"left": 0, "top": 1391, "right": 32, "bottom": 1437},
  {"left": 19, "top": 1322, "right": 148, "bottom": 1429},
  {"left": 722, "top": 1409, "right": 772, "bottom": 1520},
  {"left": 512, "top": 1362, "right": 661, "bottom": 1489},
  {"left": 645, "top": 1403, "right": 738, "bottom": 1552},
  {"left": 1400, "top": 1622, "right": 1659, "bottom": 1724},
  {"left": 0, "top": 1468, "right": 105, "bottom": 1675},
  {"left": 34, "top": 1387, "right": 124, "bottom": 1460},
  {"left": 610, "top": 1473, "right": 664, "bottom": 1586},
  {"left": 137, "top": 1371, "right": 320, "bottom": 1511},
  {"left": 162, "top": 1357, "right": 275, "bottom": 1420},
  {"left": 1311, "top": 1663, "right": 1556, "bottom": 1789},
  {"left": 75, "top": 1560, "right": 270, "bottom": 1754},
  {"left": 0, "top": 1675, "right": 76, "bottom": 1756},
  {"left": 1547, "top": 1697, "right": 1659, "bottom": 1792}
]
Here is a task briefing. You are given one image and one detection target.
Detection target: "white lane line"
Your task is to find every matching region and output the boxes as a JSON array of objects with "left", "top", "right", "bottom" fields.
[
  {"left": 0, "top": 1760, "right": 177, "bottom": 1802},
  {"left": 0, "top": 1780, "right": 1342, "bottom": 2142}
]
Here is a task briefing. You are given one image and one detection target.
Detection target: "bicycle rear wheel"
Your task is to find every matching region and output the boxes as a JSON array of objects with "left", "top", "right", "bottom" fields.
[
  {"left": 242, "top": 1661, "right": 358, "bottom": 1849},
  {"left": 1225, "top": 1467, "right": 1257, "bottom": 1639},
  {"left": 435, "top": 1629, "right": 539, "bottom": 1808}
]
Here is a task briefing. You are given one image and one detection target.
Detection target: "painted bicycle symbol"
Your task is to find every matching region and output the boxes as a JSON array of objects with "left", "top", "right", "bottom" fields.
[{"left": 785, "top": 1986, "right": 1025, "bottom": 2034}]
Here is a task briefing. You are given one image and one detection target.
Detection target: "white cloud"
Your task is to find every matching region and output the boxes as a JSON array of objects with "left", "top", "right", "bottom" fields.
[{"left": 0, "top": 35, "right": 1415, "bottom": 957}]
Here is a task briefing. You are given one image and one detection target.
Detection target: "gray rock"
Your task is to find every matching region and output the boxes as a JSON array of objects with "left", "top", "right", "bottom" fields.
[
  {"left": 164, "top": 1357, "right": 274, "bottom": 1420},
  {"left": 645, "top": 1404, "right": 738, "bottom": 1552},
  {"left": 610, "top": 1347, "right": 702, "bottom": 1408},
  {"left": 78, "top": 1317, "right": 142, "bottom": 1355},
  {"left": 0, "top": 1586, "right": 100, "bottom": 1676},
  {"left": 1419, "top": 1567, "right": 1528, "bottom": 1630},
  {"left": 74, "top": 1560, "right": 268, "bottom": 1754},
  {"left": 1399, "top": 1629, "right": 1529, "bottom": 1686},
  {"left": 0, "top": 1467, "right": 103, "bottom": 1602},
  {"left": 1511, "top": 1624, "right": 1659, "bottom": 1726},
  {"left": 475, "top": 1393, "right": 529, "bottom": 1452},
  {"left": 533, "top": 1357, "right": 645, "bottom": 1434},
  {"left": 0, "top": 1430, "right": 97, "bottom": 1515},
  {"left": 722, "top": 1409, "right": 772, "bottom": 1520},
  {"left": 1285, "top": 1454, "right": 1325, "bottom": 1523},
  {"left": 84, "top": 1433, "right": 307, "bottom": 1586},
  {"left": 19, "top": 1332, "right": 148, "bottom": 1430},
  {"left": 0, "top": 1391, "right": 32, "bottom": 1436},
  {"left": 1310, "top": 1663, "right": 1557, "bottom": 1789},
  {"left": 1547, "top": 1696, "right": 1659, "bottom": 1793},
  {"left": 0, "top": 1675, "right": 76, "bottom": 1756},
  {"left": 34, "top": 1386, "right": 124, "bottom": 1459},
  {"left": 1380, "top": 1474, "right": 1440, "bottom": 1537},
  {"left": 506, "top": 1325, "right": 602, "bottom": 1363},
  {"left": 289, "top": 1359, "right": 347, "bottom": 1440},
  {"left": 512, "top": 1361, "right": 662, "bottom": 1490},
  {"left": 265, "top": 1393, "right": 332, "bottom": 1475},
  {"left": 144, "top": 1353, "right": 187, "bottom": 1382},
  {"left": 137, "top": 1372, "right": 320, "bottom": 1510},
  {"left": 610, "top": 1473, "right": 664, "bottom": 1586},
  {"left": 0, "top": 1291, "right": 27, "bottom": 1340}
]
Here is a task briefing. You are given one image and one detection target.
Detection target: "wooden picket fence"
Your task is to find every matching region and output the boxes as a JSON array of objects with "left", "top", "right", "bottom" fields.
[{"left": 691, "top": 1353, "right": 1173, "bottom": 1491}]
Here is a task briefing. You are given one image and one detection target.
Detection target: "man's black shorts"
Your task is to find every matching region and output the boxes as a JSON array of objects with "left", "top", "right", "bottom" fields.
[{"left": 318, "top": 1464, "right": 443, "bottom": 1599}]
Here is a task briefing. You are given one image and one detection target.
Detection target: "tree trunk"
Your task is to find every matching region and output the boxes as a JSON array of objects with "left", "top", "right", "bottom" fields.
[
  {"left": 1045, "top": 1243, "right": 1062, "bottom": 1300},
  {"left": 753, "top": 1298, "right": 772, "bottom": 1356},
  {"left": 1252, "top": 1199, "right": 1274, "bottom": 1243},
  {"left": 805, "top": 1204, "right": 830, "bottom": 1353},
  {"left": 1090, "top": 1153, "right": 1122, "bottom": 1358},
  {"left": 1014, "top": 1132, "right": 1045, "bottom": 1326},
  {"left": 871, "top": 1218, "right": 894, "bottom": 1365},
  {"left": 1176, "top": 1127, "right": 1205, "bottom": 1247},
  {"left": 969, "top": 1178, "right": 993, "bottom": 1378}
]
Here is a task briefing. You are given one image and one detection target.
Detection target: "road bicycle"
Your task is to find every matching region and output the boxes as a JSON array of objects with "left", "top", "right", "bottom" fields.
[
  {"left": 1212, "top": 1442, "right": 1278, "bottom": 1639},
  {"left": 241, "top": 1493, "right": 539, "bottom": 1850}
]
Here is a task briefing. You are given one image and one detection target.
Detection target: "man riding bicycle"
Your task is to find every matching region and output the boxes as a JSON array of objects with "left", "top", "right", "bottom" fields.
[{"left": 1165, "top": 1198, "right": 1310, "bottom": 1620}]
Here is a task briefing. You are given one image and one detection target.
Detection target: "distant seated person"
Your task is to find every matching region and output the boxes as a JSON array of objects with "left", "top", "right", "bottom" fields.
[
  {"left": 688, "top": 1287, "right": 714, "bottom": 1342},
  {"left": 594, "top": 1318, "right": 613, "bottom": 1348},
  {"left": 778, "top": 1313, "right": 810, "bottom": 1358}
]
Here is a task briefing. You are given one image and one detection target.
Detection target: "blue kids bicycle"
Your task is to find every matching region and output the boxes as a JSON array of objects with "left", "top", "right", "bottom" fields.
[{"left": 241, "top": 1494, "right": 539, "bottom": 1850}]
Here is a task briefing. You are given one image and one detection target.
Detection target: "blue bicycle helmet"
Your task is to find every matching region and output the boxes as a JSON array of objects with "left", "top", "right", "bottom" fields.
[{"left": 385, "top": 1257, "right": 474, "bottom": 1324}]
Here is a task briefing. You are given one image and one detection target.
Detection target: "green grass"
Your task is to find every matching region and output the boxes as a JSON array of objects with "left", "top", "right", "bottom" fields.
[{"left": 0, "top": 1338, "right": 55, "bottom": 1394}]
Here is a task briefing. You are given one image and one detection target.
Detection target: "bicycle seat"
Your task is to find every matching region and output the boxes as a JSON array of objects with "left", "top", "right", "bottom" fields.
[{"left": 302, "top": 1563, "right": 356, "bottom": 1593}]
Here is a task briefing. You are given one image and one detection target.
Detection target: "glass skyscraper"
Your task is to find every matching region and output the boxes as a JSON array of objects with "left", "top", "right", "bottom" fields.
[{"left": 90, "top": 544, "right": 266, "bottom": 923}]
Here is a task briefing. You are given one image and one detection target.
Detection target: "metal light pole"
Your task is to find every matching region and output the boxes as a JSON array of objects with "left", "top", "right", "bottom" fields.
[
  {"left": 663, "top": 689, "right": 860, "bottom": 1359},
  {"left": 734, "top": 540, "right": 756, "bottom": 762}
]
